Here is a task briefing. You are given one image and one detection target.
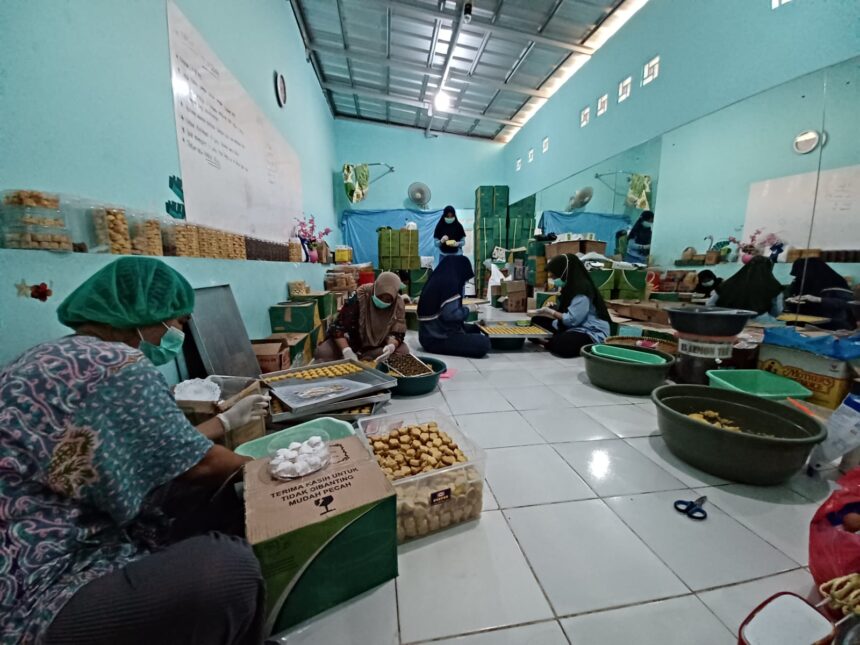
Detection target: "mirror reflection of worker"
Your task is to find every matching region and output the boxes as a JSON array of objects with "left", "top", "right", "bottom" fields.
[
  {"left": 316, "top": 271, "right": 410, "bottom": 362},
  {"left": 1, "top": 258, "right": 266, "bottom": 644},
  {"left": 434, "top": 205, "right": 466, "bottom": 256},
  {"left": 624, "top": 210, "right": 654, "bottom": 264},
  {"left": 530, "top": 254, "right": 611, "bottom": 358},
  {"left": 785, "top": 258, "right": 856, "bottom": 330},
  {"left": 694, "top": 270, "right": 723, "bottom": 298},
  {"left": 707, "top": 256, "right": 783, "bottom": 319}
]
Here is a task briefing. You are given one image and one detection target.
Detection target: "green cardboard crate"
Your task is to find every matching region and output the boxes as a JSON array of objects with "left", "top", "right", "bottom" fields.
[
  {"left": 244, "top": 435, "right": 398, "bottom": 634},
  {"left": 590, "top": 269, "right": 616, "bottom": 291},
  {"left": 267, "top": 332, "right": 313, "bottom": 368},
  {"left": 269, "top": 301, "right": 321, "bottom": 334},
  {"left": 475, "top": 186, "right": 494, "bottom": 215},
  {"left": 378, "top": 254, "right": 401, "bottom": 271},
  {"left": 617, "top": 269, "right": 647, "bottom": 292},
  {"left": 377, "top": 228, "right": 400, "bottom": 255},
  {"left": 492, "top": 185, "right": 509, "bottom": 214},
  {"left": 401, "top": 256, "right": 420, "bottom": 270},
  {"left": 509, "top": 194, "right": 536, "bottom": 219},
  {"left": 527, "top": 239, "right": 546, "bottom": 257},
  {"left": 535, "top": 291, "right": 558, "bottom": 308},
  {"left": 292, "top": 292, "right": 337, "bottom": 320},
  {"left": 399, "top": 229, "right": 419, "bottom": 257}
]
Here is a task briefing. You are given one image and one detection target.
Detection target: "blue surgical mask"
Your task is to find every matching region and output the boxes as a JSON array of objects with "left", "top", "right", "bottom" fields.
[
  {"left": 372, "top": 295, "right": 392, "bottom": 309},
  {"left": 552, "top": 278, "right": 566, "bottom": 289},
  {"left": 138, "top": 323, "right": 185, "bottom": 366},
  {"left": 444, "top": 217, "right": 455, "bottom": 224}
]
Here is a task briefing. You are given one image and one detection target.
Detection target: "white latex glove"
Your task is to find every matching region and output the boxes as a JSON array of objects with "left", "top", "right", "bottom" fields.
[
  {"left": 341, "top": 347, "right": 357, "bottom": 361},
  {"left": 535, "top": 307, "right": 557, "bottom": 318},
  {"left": 440, "top": 235, "right": 449, "bottom": 243},
  {"left": 801, "top": 294, "right": 822, "bottom": 303},
  {"left": 467, "top": 303, "right": 479, "bottom": 313},
  {"left": 218, "top": 394, "right": 270, "bottom": 432},
  {"left": 381, "top": 343, "right": 397, "bottom": 358}
]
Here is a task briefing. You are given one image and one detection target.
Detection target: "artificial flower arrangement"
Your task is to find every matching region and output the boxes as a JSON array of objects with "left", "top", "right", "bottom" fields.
[
  {"left": 293, "top": 215, "right": 332, "bottom": 263},
  {"left": 728, "top": 228, "right": 784, "bottom": 263}
]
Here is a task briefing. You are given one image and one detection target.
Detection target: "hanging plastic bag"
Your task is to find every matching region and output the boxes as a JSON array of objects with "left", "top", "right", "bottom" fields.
[
  {"left": 809, "top": 467, "right": 860, "bottom": 586},
  {"left": 483, "top": 259, "right": 504, "bottom": 290},
  {"left": 809, "top": 395, "right": 860, "bottom": 470}
]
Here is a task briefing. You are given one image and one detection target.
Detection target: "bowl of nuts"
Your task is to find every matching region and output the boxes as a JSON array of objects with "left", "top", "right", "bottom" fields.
[
  {"left": 377, "top": 354, "right": 447, "bottom": 397},
  {"left": 359, "top": 410, "right": 485, "bottom": 543}
]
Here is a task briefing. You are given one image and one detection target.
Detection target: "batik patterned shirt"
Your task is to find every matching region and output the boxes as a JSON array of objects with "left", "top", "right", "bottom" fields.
[{"left": 0, "top": 335, "right": 212, "bottom": 644}]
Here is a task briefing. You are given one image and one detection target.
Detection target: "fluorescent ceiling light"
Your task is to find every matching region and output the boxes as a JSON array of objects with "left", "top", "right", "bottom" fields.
[{"left": 434, "top": 90, "right": 451, "bottom": 112}]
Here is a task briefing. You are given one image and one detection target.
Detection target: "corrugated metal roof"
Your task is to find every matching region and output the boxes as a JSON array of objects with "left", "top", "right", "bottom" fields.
[{"left": 289, "top": 0, "right": 628, "bottom": 140}]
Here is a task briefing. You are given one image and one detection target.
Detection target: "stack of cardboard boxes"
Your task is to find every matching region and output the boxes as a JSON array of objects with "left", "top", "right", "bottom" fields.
[
  {"left": 500, "top": 280, "right": 527, "bottom": 313},
  {"left": 474, "top": 185, "right": 509, "bottom": 297},
  {"left": 527, "top": 239, "right": 547, "bottom": 288},
  {"left": 377, "top": 227, "right": 420, "bottom": 271}
]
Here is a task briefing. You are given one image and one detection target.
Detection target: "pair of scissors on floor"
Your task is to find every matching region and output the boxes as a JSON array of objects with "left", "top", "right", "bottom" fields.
[{"left": 674, "top": 496, "right": 708, "bottom": 521}]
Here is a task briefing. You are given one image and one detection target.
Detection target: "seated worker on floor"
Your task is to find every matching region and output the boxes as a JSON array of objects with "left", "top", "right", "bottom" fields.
[
  {"left": 316, "top": 271, "right": 410, "bottom": 362},
  {"left": 417, "top": 255, "right": 490, "bottom": 359},
  {"left": 707, "top": 255, "right": 784, "bottom": 321},
  {"left": 1, "top": 257, "right": 267, "bottom": 645},
  {"left": 694, "top": 269, "right": 722, "bottom": 299},
  {"left": 785, "top": 258, "right": 856, "bottom": 330},
  {"left": 530, "top": 253, "right": 611, "bottom": 358}
]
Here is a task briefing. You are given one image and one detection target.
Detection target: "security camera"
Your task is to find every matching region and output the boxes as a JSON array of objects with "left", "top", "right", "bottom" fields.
[{"left": 463, "top": 2, "right": 473, "bottom": 23}]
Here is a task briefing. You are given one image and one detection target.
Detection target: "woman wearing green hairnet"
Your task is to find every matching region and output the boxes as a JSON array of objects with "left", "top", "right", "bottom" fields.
[{"left": 0, "top": 258, "right": 266, "bottom": 645}]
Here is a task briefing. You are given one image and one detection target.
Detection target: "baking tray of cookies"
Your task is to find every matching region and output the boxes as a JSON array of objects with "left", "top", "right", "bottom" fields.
[
  {"left": 476, "top": 321, "right": 552, "bottom": 338},
  {"left": 262, "top": 359, "right": 396, "bottom": 414},
  {"left": 269, "top": 391, "right": 391, "bottom": 424}
]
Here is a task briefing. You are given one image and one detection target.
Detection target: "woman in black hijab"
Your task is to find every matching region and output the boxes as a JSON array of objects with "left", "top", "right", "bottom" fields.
[
  {"left": 434, "top": 205, "right": 466, "bottom": 256},
  {"left": 708, "top": 256, "right": 784, "bottom": 317},
  {"left": 417, "top": 255, "right": 489, "bottom": 358},
  {"left": 530, "top": 254, "right": 611, "bottom": 358},
  {"left": 624, "top": 210, "right": 654, "bottom": 264},
  {"left": 785, "top": 258, "right": 855, "bottom": 329},
  {"left": 694, "top": 270, "right": 722, "bottom": 298}
]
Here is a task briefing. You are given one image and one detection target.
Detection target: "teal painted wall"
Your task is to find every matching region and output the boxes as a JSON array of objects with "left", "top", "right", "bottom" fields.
[
  {"left": 333, "top": 120, "right": 504, "bottom": 212},
  {"left": 503, "top": 0, "right": 860, "bottom": 203},
  {"left": 0, "top": 0, "right": 337, "bottom": 367}
]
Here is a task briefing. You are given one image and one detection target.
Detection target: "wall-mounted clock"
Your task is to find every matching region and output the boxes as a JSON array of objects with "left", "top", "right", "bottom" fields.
[{"left": 274, "top": 71, "right": 286, "bottom": 108}]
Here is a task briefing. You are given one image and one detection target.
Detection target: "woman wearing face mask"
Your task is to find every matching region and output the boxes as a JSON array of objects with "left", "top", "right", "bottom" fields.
[
  {"left": 417, "top": 255, "right": 490, "bottom": 358},
  {"left": 785, "top": 258, "right": 856, "bottom": 330},
  {"left": 530, "top": 254, "right": 611, "bottom": 358},
  {"left": 624, "top": 210, "right": 654, "bottom": 264},
  {"left": 694, "top": 270, "right": 723, "bottom": 298},
  {"left": 1, "top": 257, "right": 267, "bottom": 645},
  {"left": 434, "top": 205, "right": 466, "bottom": 257},
  {"left": 316, "top": 271, "right": 409, "bottom": 361}
]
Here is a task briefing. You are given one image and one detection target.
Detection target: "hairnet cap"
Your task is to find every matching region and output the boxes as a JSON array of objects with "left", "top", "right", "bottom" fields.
[{"left": 57, "top": 257, "right": 195, "bottom": 329}]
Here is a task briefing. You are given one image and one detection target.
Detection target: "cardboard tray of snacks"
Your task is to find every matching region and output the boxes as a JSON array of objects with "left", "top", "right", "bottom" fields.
[
  {"left": 358, "top": 410, "right": 485, "bottom": 543},
  {"left": 269, "top": 392, "right": 391, "bottom": 424},
  {"left": 262, "top": 359, "right": 397, "bottom": 415}
]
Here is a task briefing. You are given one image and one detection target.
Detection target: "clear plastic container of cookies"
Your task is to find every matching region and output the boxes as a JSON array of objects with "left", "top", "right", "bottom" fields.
[
  {"left": 128, "top": 212, "right": 164, "bottom": 256},
  {"left": 89, "top": 206, "right": 132, "bottom": 254},
  {"left": 1, "top": 190, "right": 72, "bottom": 252},
  {"left": 162, "top": 220, "right": 200, "bottom": 257},
  {"left": 2, "top": 223, "right": 74, "bottom": 251},
  {"left": 358, "top": 410, "right": 485, "bottom": 543}
]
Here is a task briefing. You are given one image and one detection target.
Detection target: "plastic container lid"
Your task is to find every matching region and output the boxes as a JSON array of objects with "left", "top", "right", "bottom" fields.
[
  {"left": 706, "top": 369, "right": 812, "bottom": 400},
  {"left": 235, "top": 417, "right": 354, "bottom": 459},
  {"left": 591, "top": 344, "right": 668, "bottom": 365}
]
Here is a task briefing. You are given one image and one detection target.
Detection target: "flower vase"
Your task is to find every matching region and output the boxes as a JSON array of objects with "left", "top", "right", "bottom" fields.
[{"left": 308, "top": 246, "right": 319, "bottom": 263}]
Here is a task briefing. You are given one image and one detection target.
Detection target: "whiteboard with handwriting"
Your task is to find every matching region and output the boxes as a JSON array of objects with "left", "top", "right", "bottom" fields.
[
  {"left": 745, "top": 164, "right": 859, "bottom": 249},
  {"left": 167, "top": 3, "right": 301, "bottom": 240}
]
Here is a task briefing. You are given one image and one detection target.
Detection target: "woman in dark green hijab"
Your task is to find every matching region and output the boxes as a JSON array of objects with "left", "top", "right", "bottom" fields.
[
  {"left": 530, "top": 253, "right": 611, "bottom": 358},
  {"left": 708, "top": 256, "right": 784, "bottom": 317}
]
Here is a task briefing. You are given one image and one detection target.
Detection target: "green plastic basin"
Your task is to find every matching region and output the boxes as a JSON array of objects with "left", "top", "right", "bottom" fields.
[
  {"left": 378, "top": 355, "right": 446, "bottom": 397},
  {"left": 706, "top": 369, "right": 812, "bottom": 400},
  {"left": 592, "top": 344, "right": 668, "bottom": 365},
  {"left": 235, "top": 417, "right": 355, "bottom": 459},
  {"left": 652, "top": 385, "right": 826, "bottom": 485},
  {"left": 582, "top": 344, "right": 675, "bottom": 395}
]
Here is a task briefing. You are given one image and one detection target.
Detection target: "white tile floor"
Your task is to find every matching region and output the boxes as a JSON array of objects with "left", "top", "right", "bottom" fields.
[{"left": 274, "top": 319, "right": 825, "bottom": 644}]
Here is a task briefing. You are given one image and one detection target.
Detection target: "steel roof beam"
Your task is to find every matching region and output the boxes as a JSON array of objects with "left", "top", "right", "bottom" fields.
[
  {"left": 323, "top": 82, "right": 521, "bottom": 126},
  {"left": 360, "top": 0, "right": 594, "bottom": 55}
]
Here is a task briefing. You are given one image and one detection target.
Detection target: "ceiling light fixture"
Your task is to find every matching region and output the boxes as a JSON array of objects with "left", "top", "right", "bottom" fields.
[
  {"left": 463, "top": 2, "right": 473, "bottom": 23},
  {"left": 434, "top": 90, "right": 451, "bottom": 112}
]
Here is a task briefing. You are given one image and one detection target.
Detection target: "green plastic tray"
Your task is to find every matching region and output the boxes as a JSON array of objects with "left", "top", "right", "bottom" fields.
[
  {"left": 591, "top": 344, "right": 668, "bottom": 365},
  {"left": 706, "top": 369, "right": 812, "bottom": 400},
  {"left": 235, "top": 417, "right": 355, "bottom": 459}
]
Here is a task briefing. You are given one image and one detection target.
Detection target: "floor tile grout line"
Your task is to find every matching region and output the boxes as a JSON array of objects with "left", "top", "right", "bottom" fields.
[
  {"left": 402, "top": 617, "right": 569, "bottom": 645},
  {"left": 395, "top": 578, "right": 403, "bottom": 645}
]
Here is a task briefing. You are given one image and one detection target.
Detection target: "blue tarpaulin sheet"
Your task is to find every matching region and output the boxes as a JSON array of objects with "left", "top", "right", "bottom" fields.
[
  {"left": 341, "top": 208, "right": 445, "bottom": 266},
  {"left": 539, "top": 211, "right": 631, "bottom": 256},
  {"left": 763, "top": 327, "right": 860, "bottom": 361}
]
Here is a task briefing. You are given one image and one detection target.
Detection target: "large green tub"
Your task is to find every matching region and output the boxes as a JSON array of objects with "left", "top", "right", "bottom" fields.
[
  {"left": 652, "top": 384, "right": 826, "bottom": 485},
  {"left": 582, "top": 344, "right": 675, "bottom": 395}
]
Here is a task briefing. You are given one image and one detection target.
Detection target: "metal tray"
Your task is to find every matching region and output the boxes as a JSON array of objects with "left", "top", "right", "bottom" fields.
[
  {"left": 263, "top": 359, "right": 396, "bottom": 414},
  {"left": 327, "top": 400, "right": 387, "bottom": 422},
  {"left": 270, "top": 392, "right": 391, "bottom": 424},
  {"left": 477, "top": 321, "right": 552, "bottom": 338}
]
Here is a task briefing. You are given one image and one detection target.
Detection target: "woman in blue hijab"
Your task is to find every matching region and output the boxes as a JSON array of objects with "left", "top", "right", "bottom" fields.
[
  {"left": 624, "top": 210, "right": 654, "bottom": 264},
  {"left": 417, "top": 256, "right": 490, "bottom": 358}
]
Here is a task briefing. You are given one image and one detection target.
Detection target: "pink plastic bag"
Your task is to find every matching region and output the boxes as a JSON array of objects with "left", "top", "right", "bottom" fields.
[{"left": 809, "top": 468, "right": 860, "bottom": 586}]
